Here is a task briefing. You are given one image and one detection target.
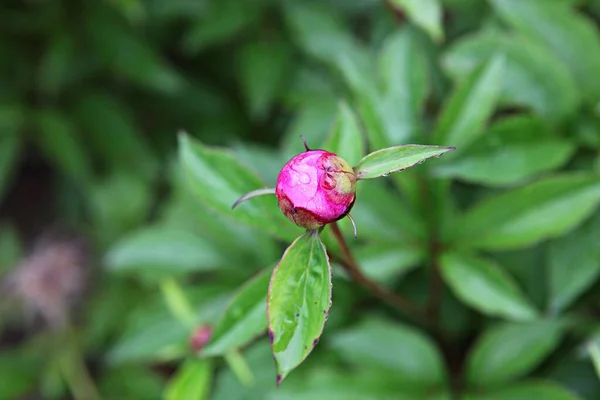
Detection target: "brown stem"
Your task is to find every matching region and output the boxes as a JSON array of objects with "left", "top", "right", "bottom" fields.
[{"left": 329, "top": 222, "right": 428, "bottom": 324}]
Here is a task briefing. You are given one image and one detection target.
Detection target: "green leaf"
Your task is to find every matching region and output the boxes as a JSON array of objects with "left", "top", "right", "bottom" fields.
[
  {"left": 589, "top": 336, "right": 600, "bottom": 380},
  {"left": 377, "top": 27, "right": 430, "bottom": 145},
  {"left": 352, "top": 179, "right": 426, "bottom": 242},
  {"left": 465, "top": 381, "right": 582, "bottom": 400},
  {"left": 164, "top": 358, "right": 212, "bottom": 400},
  {"left": 456, "top": 174, "right": 600, "bottom": 250},
  {"left": 433, "top": 55, "right": 505, "bottom": 149},
  {"left": 283, "top": 2, "right": 360, "bottom": 66},
  {"left": 0, "top": 349, "right": 38, "bottom": 399},
  {"left": 442, "top": 33, "right": 579, "bottom": 121},
  {"left": 267, "top": 231, "right": 332, "bottom": 384},
  {"left": 105, "top": 227, "right": 223, "bottom": 275},
  {"left": 99, "top": 366, "right": 164, "bottom": 400},
  {"left": 160, "top": 278, "right": 197, "bottom": 328},
  {"left": 490, "top": 0, "right": 600, "bottom": 103},
  {"left": 440, "top": 252, "right": 538, "bottom": 321},
  {"left": 34, "top": 110, "right": 91, "bottom": 183},
  {"left": 329, "top": 317, "right": 446, "bottom": 389},
  {"left": 88, "top": 173, "right": 152, "bottom": 245},
  {"left": 178, "top": 134, "right": 298, "bottom": 241},
  {"left": 74, "top": 92, "right": 156, "bottom": 179},
  {"left": 547, "top": 211, "right": 600, "bottom": 313},
  {"left": 183, "top": 0, "right": 258, "bottom": 53},
  {"left": 0, "top": 224, "right": 21, "bottom": 274},
  {"left": 353, "top": 145, "right": 455, "bottom": 180},
  {"left": 466, "top": 321, "right": 566, "bottom": 386},
  {"left": 88, "top": 10, "right": 183, "bottom": 93},
  {"left": 107, "top": 287, "right": 228, "bottom": 365},
  {"left": 37, "top": 34, "right": 73, "bottom": 97},
  {"left": 389, "top": 0, "right": 443, "bottom": 42},
  {"left": 202, "top": 270, "right": 270, "bottom": 357},
  {"left": 239, "top": 41, "right": 291, "bottom": 119},
  {"left": 433, "top": 116, "right": 576, "bottom": 186},
  {"left": 323, "top": 101, "right": 365, "bottom": 166},
  {"left": 355, "top": 243, "right": 424, "bottom": 285}
]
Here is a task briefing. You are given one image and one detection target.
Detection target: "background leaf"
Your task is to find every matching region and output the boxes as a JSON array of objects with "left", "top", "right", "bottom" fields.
[
  {"left": 490, "top": 0, "right": 600, "bottom": 103},
  {"left": 547, "top": 211, "right": 600, "bottom": 313},
  {"left": 267, "top": 232, "right": 331, "bottom": 384},
  {"left": 202, "top": 270, "right": 270, "bottom": 357},
  {"left": 466, "top": 321, "right": 565, "bottom": 386},
  {"left": 443, "top": 33, "right": 579, "bottom": 121},
  {"left": 456, "top": 174, "right": 600, "bottom": 250},
  {"left": 389, "top": 0, "right": 443, "bottom": 42},
  {"left": 378, "top": 27, "right": 429, "bottom": 143},
  {"left": 440, "top": 252, "right": 538, "bottom": 321},
  {"left": 164, "top": 358, "right": 212, "bottom": 400},
  {"left": 239, "top": 40, "right": 291, "bottom": 120},
  {"left": 433, "top": 116, "right": 576, "bottom": 186},
  {"left": 465, "top": 381, "right": 582, "bottom": 400},
  {"left": 34, "top": 109, "right": 91, "bottom": 184},
  {"left": 322, "top": 101, "right": 365, "bottom": 166},
  {"left": 329, "top": 316, "right": 446, "bottom": 390},
  {"left": 433, "top": 55, "right": 505, "bottom": 149}
]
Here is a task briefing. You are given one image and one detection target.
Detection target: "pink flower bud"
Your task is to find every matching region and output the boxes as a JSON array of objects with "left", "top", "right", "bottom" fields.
[
  {"left": 276, "top": 150, "right": 357, "bottom": 229},
  {"left": 190, "top": 324, "right": 213, "bottom": 353}
]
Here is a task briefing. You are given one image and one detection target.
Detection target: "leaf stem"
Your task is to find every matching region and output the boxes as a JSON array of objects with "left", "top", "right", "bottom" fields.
[
  {"left": 58, "top": 326, "right": 101, "bottom": 400},
  {"left": 329, "top": 222, "right": 427, "bottom": 323},
  {"left": 224, "top": 349, "right": 255, "bottom": 387}
]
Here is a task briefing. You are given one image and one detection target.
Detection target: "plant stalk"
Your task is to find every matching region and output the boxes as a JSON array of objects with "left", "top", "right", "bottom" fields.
[{"left": 329, "top": 222, "right": 428, "bottom": 324}]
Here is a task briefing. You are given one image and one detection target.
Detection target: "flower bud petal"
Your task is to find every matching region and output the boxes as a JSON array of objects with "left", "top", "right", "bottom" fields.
[{"left": 276, "top": 150, "right": 356, "bottom": 229}]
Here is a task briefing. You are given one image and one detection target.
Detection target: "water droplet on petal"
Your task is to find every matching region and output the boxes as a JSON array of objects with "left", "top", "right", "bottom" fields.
[{"left": 299, "top": 173, "right": 310, "bottom": 184}]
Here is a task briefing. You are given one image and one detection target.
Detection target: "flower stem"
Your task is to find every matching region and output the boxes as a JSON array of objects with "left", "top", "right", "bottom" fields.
[{"left": 329, "top": 222, "right": 428, "bottom": 323}]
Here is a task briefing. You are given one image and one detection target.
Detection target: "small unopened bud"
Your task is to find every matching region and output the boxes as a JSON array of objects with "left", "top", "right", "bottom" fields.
[
  {"left": 190, "top": 324, "right": 213, "bottom": 353},
  {"left": 276, "top": 150, "right": 356, "bottom": 229}
]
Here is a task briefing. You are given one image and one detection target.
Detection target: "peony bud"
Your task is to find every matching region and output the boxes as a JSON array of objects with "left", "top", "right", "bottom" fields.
[
  {"left": 190, "top": 324, "right": 213, "bottom": 353},
  {"left": 275, "top": 150, "right": 356, "bottom": 229}
]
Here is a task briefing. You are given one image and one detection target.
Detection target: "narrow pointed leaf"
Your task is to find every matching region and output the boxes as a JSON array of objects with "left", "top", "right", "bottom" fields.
[
  {"left": 377, "top": 27, "right": 430, "bottom": 146},
  {"left": 433, "top": 55, "right": 505, "bottom": 149},
  {"left": 441, "top": 252, "right": 538, "bottom": 321},
  {"left": 442, "top": 33, "right": 579, "bottom": 121},
  {"left": 456, "top": 174, "right": 600, "bottom": 250},
  {"left": 490, "top": 0, "right": 600, "bottom": 103},
  {"left": 105, "top": 227, "right": 223, "bottom": 275},
  {"left": 179, "top": 134, "right": 298, "bottom": 241},
  {"left": 164, "top": 358, "right": 212, "bottom": 400},
  {"left": 433, "top": 116, "right": 576, "bottom": 186},
  {"left": 588, "top": 336, "right": 600, "bottom": 380},
  {"left": 353, "top": 145, "right": 455, "bottom": 180},
  {"left": 267, "top": 231, "right": 332, "bottom": 384},
  {"left": 202, "top": 270, "right": 270, "bottom": 357},
  {"left": 547, "top": 211, "right": 600, "bottom": 313},
  {"left": 389, "top": 0, "right": 443, "bottom": 43},
  {"left": 466, "top": 321, "right": 565, "bottom": 385},
  {"left": 323, "top": 101, "right": 365, "bottom": 165}
]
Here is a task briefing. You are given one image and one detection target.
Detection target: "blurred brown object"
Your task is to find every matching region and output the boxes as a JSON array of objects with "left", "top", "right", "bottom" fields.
[{"left": 3, "top": 232, "right": 88, "bottom": 330}]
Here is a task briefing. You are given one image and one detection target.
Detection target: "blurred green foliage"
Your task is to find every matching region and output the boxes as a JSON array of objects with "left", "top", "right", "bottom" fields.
[{"left": 1, "top": 0, "right": 600, "bottom": 399}]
